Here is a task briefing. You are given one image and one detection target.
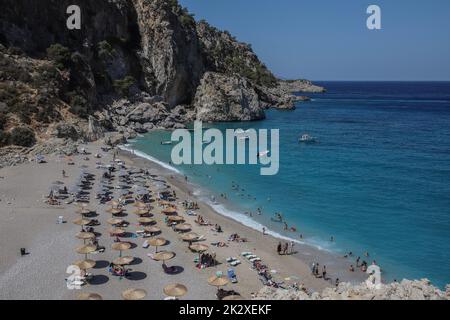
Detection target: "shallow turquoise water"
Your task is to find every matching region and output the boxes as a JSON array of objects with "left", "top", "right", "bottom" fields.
[{"left": 128, "top": 82, "right": 450, "bottom": 288}]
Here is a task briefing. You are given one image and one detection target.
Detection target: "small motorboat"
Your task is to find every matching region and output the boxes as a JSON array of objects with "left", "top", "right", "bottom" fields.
[
  {"left": 299, "top": 134, "right": 317, "bottom": 144},
  {"left": 257, "top": 150, "right": 269, "bottom": 157}
]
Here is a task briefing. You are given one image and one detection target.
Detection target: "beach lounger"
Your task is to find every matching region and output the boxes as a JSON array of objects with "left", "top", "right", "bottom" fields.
[
  {"left": 142, "top": 240, "right": 149, "bottom": 248},
  {"left": 241, "top": 252, "right": 252, "bottom": 257},
  {"left": 227, "top": 269, "right": 238, "bottom": 283},
  {"left": 230, "top": 260, "right": 241, "bottom": 266},
  {"left": 249, "top": 257, "right": 261, "bottom": 263}
]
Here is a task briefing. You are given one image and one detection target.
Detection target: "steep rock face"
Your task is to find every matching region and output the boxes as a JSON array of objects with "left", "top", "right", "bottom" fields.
[
  {"left": 196, "top": 21, "right": 277, "bottom": 88},
  {"left": 194, "top": 72, "right": 265, "bottom": 122},
  {"left": 132, "top": 0, "right": 205, "bottom": 107}
]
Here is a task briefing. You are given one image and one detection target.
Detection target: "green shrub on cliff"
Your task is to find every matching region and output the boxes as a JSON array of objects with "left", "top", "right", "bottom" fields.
[
  {"left": 46, "top": 44, "right": 71, "bottom": 69},
  {"left": 97, "top": 40, "right": 116, "bottom": 61},
  {"left": 0, "top": 113, "right": 6, "bottom": 130},
  {"left": 9, "top": 127, "right": 36, "bottom": 147},
  {"left": 68, "top": 93, "right": 89, "bottom": 119},
  {"left": 0, "top": 130, "right": 10, "bottom": 147},
  {"left": 113, "top": 76, "right": 135, "bottom": 97}
]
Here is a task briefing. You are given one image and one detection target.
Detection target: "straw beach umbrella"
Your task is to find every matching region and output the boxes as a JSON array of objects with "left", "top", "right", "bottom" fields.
[
  {"left": 163, "top": 284, "right": 188, "bottom": 299},
  {"left": 189, "top": 243, "right": 208, "bottom": 253},
  {"left": 153, "top": 251, "right": 175, "bottom": 263},
  {"left": 144, "top": 226, "right": 161, "bottom": 235},
  {"left": 162, "top": 207, "right": 177, "bottom": 215},
  {"left": 76, "top": 232, "right": 95, "bottom": 243},
  {"left": 109, "top": 227, "right": 126, "bottom": 236},
  {"left": 74, "top": 259, "right": 96, "bottom": 270},
  {"left": 174, "top": 223, "right": 191, "bottom": 232},
  {"left": 189, "top": 243, "right": 209, "bottom": 263},
  {"left": 208, "top": 275, "right": 229, "bottom": 288},
  {"left": 167, "top": 215, "right": 184, "bottom": 223},
  {"left": 111, "top": 242, "right": 131, "bottom": 257},
  {"left": 107, "top": 218, "right": 124, "bottom": 225},
  {"left": 137, "top": 217, "right": 155, "bottom": 225},
  {"left": 77, "top": 292, "right": 103, "bottom": 300},
  {"left": 148, "top": 237, "right": 167, "bottom": 253},
  {"left": 133, "top": 209, "right": 150, "bottom": 216},
  {"left": 181, "top": 232, "right": 199, "bottom": 243},
  {"left": 222, "top": 295, "right": 243, "bottom": 300},
  {"left": 73, "top": 218, "right": 90, "bottom": 230},
  {"left": 113, "top": 256, "right": 134, "bottom": 266},
  {"left": 109, "top": 200, "right": 121, "bottom": 208},
  {"left": 133, "top": 201, "right": 147, "bottom": 209},
  {"left": 121, "top": 288, "right": 147, "bottom": 300},
  {"left": 76, "top": 207, "right": 93, "bottom": 215},
  {"left": 109, "top": 208, "right": 123, "bottom": 216},
  {"left": 76, "top": 244, "right": 96, "bottom": 259}
]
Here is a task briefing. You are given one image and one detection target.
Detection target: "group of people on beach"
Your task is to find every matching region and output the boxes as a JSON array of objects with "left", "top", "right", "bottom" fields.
[{"left": 276, "top": 241, "right": 295, "bottom": 255}]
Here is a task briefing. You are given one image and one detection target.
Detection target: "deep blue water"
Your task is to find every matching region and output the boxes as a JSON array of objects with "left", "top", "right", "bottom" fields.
[{"left": 128, "top": 82, "right": 450, "bottom": 288}]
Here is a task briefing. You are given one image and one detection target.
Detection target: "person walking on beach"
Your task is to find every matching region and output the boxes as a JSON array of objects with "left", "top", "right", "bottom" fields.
[
  {"left": 322, "top": 265, "right": 327, "bottom": 280},
  {"left": 290, "top": 241, "right": 295, "bottom": 254},
  {"left": 262, "top": 227, "right": 266, "bottom": 235},
  {"left": 277, "top": 242, "right": 282, "bottom": 255},
  {"left": 311, "top": 262, "right": 316, "bottom": 275},
  {"left": 315, "top": 263, "right": 320, "bottom": 277},
  {"left": 283, "top": 242, "right": 289, "bottom": 255}
]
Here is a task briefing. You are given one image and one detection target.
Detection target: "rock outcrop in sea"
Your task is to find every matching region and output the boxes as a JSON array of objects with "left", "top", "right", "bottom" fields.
[{"left": 0, "top": 0, "right": 324, "bottom": 151}]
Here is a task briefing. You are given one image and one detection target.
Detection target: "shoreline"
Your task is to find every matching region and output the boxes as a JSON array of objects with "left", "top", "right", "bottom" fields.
[{"left": 118, "top": 145, "right": 369, "bottom": 288}]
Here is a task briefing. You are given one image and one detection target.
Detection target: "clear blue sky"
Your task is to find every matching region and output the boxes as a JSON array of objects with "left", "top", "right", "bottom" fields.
[{"left": 179, "top": 0, "right": 450, "bottom": 81}]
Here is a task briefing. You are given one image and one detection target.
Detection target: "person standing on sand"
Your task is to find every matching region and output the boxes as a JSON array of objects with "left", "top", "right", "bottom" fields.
[
  {"left": 262, "top": 227, "right": 266, "bottom": 235},
  {"left": 277, "top": 242, "right": 282, "bottom": 255},
  {"left": 283, "top": 242, "right": 289, "bottom": 255},
  {"left": 290, "top": 241, "right": 295, "bottom": 254},
  {"left": 322, "top": 265, "right": 327, "bottom": 280}
]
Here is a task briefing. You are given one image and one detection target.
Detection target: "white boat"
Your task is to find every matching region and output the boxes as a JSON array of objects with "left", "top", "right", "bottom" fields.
[
  {"left": 299, "top": 134, "right": 317, "bottom": 143},
  {"left": 257, "top": 150, "right": 269, "bottom": 157},
  {"left": 161, "top": 141, "right": 172, "bottom": 145}
]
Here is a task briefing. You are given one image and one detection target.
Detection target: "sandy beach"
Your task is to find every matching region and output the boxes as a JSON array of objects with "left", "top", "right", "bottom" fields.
[{"left": 0, "top": 140, "right": 366, "bottom": 300}]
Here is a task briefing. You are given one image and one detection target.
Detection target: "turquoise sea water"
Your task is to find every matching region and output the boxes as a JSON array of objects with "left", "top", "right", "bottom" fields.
[{"left": 127, "top": 82, "right": 450, "bottom": 288}]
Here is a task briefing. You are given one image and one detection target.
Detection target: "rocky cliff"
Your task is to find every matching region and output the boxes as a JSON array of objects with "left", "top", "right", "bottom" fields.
[
  {"left": 0, "top": 0, "right": 324, "bottom": 149},
  {"left": 254, "top": 279, "right": 450, "bottom": 300}
]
